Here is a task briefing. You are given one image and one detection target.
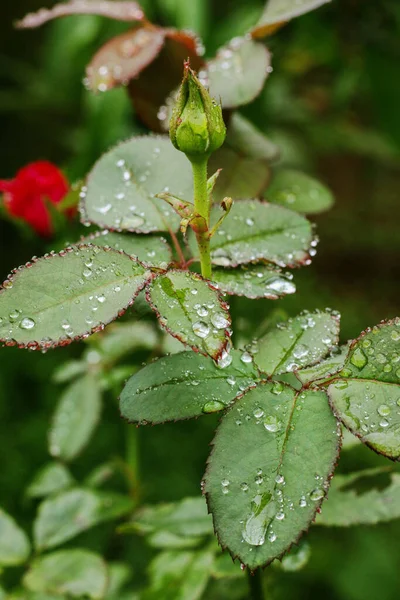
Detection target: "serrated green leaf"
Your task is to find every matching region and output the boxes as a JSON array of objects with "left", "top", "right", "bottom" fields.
[
  {"left": 0, "top": 508, "right": 30, "bottom": 566},
  {"left": 328, "top": 319, "right": 400, "bottom": 460},
  {"left": 316, "top": 469, "right": 400, "bottom": 526},
  {"left": 191, "top": 200, "right": 314, "bottom": 268},
  {"left": 26, "top": 462, "right": 74, "bottom": 499},
  {"left": 34, "top": 488, "right": 134, "bottom": 550},
  {"left": 204, "top": 383, "right": 339, "bottom": 569},
  {"left": 120, "top": 350, "right": 258, "bottom": 424},
  {"left": 0, "top": 246, "right": 151, "bottom": 350},
  {"left": 147, "top": 271, "right": 231, "bottom": 359},
  {"left": 295, "top": 345, "right": 349, "bottom": 385},
  {"left": 23, "top": 549, "right": 108, "bottom": 599},
  {"left": 82, "top": 136, "right": 193, "bottom": 233},
  {"left": 126, "top": 497, "right": 213, "bottom": 547},
  {"left": 252, "top": 0, "right": 331, "bottom": 38},
  {"left": 226, "top": 113, "right": 280, "bottom": 163},
  {"left": 82, "top": 231, "right": 172, "bottom": 267},
  {"left": 212, "top": 265, "right": 296, "bottom": 300},
  {"left": 209, "top": 148, "right": 270, "bottom": 203},
  {"left": 143, "top": 548, "right": 215, "bottom": 600},
  {"left": 265, "top": 169, "right": 334, "bottom": 214},
  {"left": 254, "top": 310, "right": 340, "bottom": 376},
  {"left": 91, "top": 321, "right": 158, "bottom": 363},
  {"left": 48, "top": 374, "right": 102, "bottom": 462},
  {"left": 207, "top": 38, "right": 270, "bottom": 109}
]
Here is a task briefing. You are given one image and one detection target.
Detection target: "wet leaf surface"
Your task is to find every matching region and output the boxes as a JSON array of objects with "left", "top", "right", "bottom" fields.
[
  {"left": 211, "top": 265, "right": 296, "bottom": 300},
  {"left": 147, "top": 270, "right": 231, "bottom": 359},
  {"left": 252, "top": 0, "right": 332, "bottom": 38},
  {"left": 81, "top": 136, "right": 193, "bottom": 233},
  {"left": 254, "top": 310, "right": 340, "bottom": 376},
  {"left": 0, "top": 246, "right": 152, "bottom": 350},
  {"left": 204, "top": 383, "right": 340, "bottom": 569},
  {"left": 328, "top": 319, "right": 400, "bottom": 460},
  {"left": 120, "top": 349, "right": 259, "bottom": 424}
]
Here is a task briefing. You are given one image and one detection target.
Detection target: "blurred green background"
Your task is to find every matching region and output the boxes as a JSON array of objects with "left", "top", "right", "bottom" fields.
[{"left": 0, "top": 0, "right": 400, "bottom": 598}]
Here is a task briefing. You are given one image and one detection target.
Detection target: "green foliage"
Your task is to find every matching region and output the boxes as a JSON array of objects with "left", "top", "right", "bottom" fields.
[
  {"left": 26, "top": 462, "right": 74, "bottom": 499},
  {"left": 328, "top": 320, "right": 400, "bottom": 459},
  {"left": 265, "top": 169, "right": 334, "bottom": 214},
  {"left": 23, "top": 549, "right": 108, "bottom": 598},
  {"left": 82, "top": 136, "right": 193, "bottom": 233},
  {"left": 48, "top": 374, "right": 102, "bottom": 461},
  {"left": 146, "top": 271, "right": 231, "bottom": 359},
  {"left": 203, "top": 200, "right": 314, "bottom": 268},
  {"left": 0, "top": 508, "right": 31, "bottom": 566},
  {"left": 34, "top": 488, "right": 134, "bottom": 550},
  {"left": 316, "top": 469, "right": 400, "bottom": 527},
  {"left": 254, "top": 310, "right": 340, "bottom": 375},
  {"left": 207, "top": 38, "right": 271, "bottom": 109},
  {"left": 120, "top": 350, "right": 259, "bottom": 424},
  {"left": 1, "top": 0, "right": 400, "bottom": 595},
  {"left": 0, "top": 247, "right": 151, "bottom": 349},
  {"left": 204, "top": 384, "right": 339, "bottom": 569}
]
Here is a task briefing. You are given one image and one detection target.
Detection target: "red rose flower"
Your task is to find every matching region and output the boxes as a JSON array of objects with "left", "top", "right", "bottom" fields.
[{"left": 0, "top": 161, "right": 71, "bottom": 237}]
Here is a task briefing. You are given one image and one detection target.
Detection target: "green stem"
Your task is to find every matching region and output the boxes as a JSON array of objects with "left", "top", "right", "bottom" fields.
[
  {"left": 248, "top": 569, "right": 265, "bottom": 600},
  {"left": 190, "top": 156, "right": 212, "bottom": 279},
  {"left": 125, "top": 424, "right": 140, "bottom": 501}
]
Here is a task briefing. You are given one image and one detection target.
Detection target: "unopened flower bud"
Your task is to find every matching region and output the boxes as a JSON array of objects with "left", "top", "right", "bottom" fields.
[{"left": 170, "top": 62, "right": 226, "bottom": 159}]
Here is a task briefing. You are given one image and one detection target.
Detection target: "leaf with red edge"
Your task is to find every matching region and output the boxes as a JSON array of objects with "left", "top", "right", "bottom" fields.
[
  {"left": 189, "top": 200, "right": 315, "bottom": 269},
  {"left": 129, "top": 29, "right": 204, "bottom": 131},
  {"left": 16, "top": 0, "right": 144, "bottom": 29},
  {"left": 146, "top": 270, "right": 231, "bottom": 360},
  {"left": 203, "top": 383, "right": 340, "bottom": 570},
  {"left": 0, "top": 246, "right": 152, "bottom": 350},
  {"left": 86, "top": 25, "right": 165, "bottom": 93},
  {"left": 203, "top": 37, "right": 271, "bottom": 109},
  {"left": 81, "top": 136, "right": 193, "bottom": 234},
  {"left": 252, "top": 0, "right": 332, "bottom": 38}
]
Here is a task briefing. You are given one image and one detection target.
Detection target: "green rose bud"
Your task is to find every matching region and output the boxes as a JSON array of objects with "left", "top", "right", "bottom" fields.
[{"left": 170, "top": 62, "right": 226, "bottom": 159}]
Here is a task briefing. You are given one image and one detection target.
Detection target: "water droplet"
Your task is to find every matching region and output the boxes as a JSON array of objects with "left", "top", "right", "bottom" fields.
[
  {"left": 211, "top": 313, "right": 230, "bottom": 330},
  {"left": 192, "top": 321, "right": 210, "bottom": 339},
  {"left": 253, "top": 407, "right": 264, "bottom": 419},
  {"left": 275, "top": 511, "right": 285, "bottom": 521},
  {"left": 350, "top": 347, "right": 367, "bottom": 369},
  {"left": 241, "top": 351, "right": 253, "bottom": 364},
  {"left": 310, "top": 488, "right": 324, "bottom": 501},
  {"left": 264, "top": 416, "right": 282, "bottom": 433},
  {"left": 9, "top": 309, "right": 21, "bottom": 323},
  {"left": 203, "top": 400, "right": 225, "bottom": 413},
  {"left": 241, "top": 483, "right": 249, "bottom": 492},
  {"left": 20, "top": 317, "right": 35, "bottom": 330},
  {"left": 242, "top": 493, "right": 276, "bottom": 547},
  {"left": 377, "top": 404, "right": 391, "bottom": 417}
]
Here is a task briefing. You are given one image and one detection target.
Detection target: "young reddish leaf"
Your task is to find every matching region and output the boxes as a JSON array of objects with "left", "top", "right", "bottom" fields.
[
  {"left": 0, "top": 246, "right": 152, "bottom": 350},
  {"left": 129, "top": 29, "right": 204, "bottom": 131},
  {"left": 16, "top": 1, "right": 144, "bottom": 29},
  {"left": 120, "top": 350, "right": 259, "bottom": 424},
  {"left": 212, "top": 265, "right": 296, "bottom": 300},
  {"left": 189, "top": 200, "right": 314, "bottom": 268},
  {"left": 252, "top": 0, "right": 332, "bottom": 38},
  {"left": 81, "top": 136, "right": 193, "bottom": 234},
  {"left": 328, "top": 319, "right": 400, "bottom": 460},
  {"left": 204, "top": 37, "right": 271, "bottom": 109},
  {"left": 86, "top": 25, "right": 165, "bottom": 93},
  {"left": 146, "top": 270, "right": 231, "bottom": 360},
  {"left": 203, "top": 383, "right": 340, "bottom": 570}
]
